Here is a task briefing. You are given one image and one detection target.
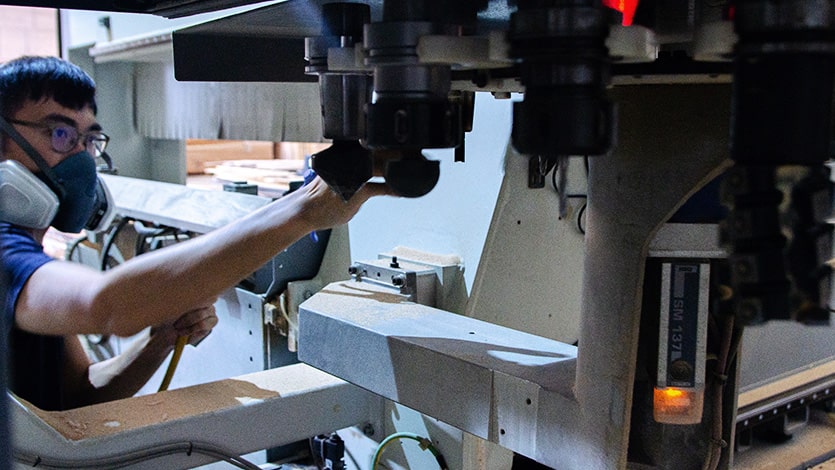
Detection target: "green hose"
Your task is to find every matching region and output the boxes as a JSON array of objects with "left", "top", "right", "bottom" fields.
[{"left": 370, "top": 432, "right": 448, "bottom": 470}]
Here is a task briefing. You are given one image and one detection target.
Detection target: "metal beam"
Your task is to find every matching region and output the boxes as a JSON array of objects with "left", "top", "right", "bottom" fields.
[{"left": 298, "top": 280, "right": 579, "bottom": 467}]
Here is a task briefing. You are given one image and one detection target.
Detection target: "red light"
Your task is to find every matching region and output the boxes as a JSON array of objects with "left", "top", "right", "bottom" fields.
[{"left": 602, "top": 0, "right": 640, "bottom": 26}]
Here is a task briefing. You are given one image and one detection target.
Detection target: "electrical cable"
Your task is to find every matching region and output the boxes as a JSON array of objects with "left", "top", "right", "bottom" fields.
[
  {"left": 576, "top": 202, "right": 587, "bottom": 235},
  {"left": 703, "top": 314, "right": 738, "bottom": 470},
  {"left": 344, "top": 441, "right": 362, "bottom": 470},
  {"left": 371, "top": 432, "right": 448, "bottom": 470},
  {"left": 550, "top": 158, "right": 589, "bottom": 199},
  {"left": 277, "top": 292, "right": 299, "bottom": 335},
  {"left": 65, "top": 235, "right": 87, "bottom": 262},
  {"left": 132, "top": 221, "right": 176, "bottom": 256},
  {"left": 158, "top": 335, "right": 189, "bottom": 392},
  {"left": 100, "top": 216, "right": 131, "bottom": 271},
  {"left": 14, "top": 441, "right": 261, "bottom": 469},
  {"left": 550, "top": 158, "right": 589, "bottom": 234}
]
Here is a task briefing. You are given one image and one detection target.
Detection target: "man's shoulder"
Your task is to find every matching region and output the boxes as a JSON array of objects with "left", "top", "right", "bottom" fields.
[
  {"left": 0, "top": 222, "right": 44, "bottom": 254},
  {"left": 0, "top": 222, "right": 52, "bottom": 271},
  {"left": 0, "top": 222, "right": 35, "bottom": 238}
]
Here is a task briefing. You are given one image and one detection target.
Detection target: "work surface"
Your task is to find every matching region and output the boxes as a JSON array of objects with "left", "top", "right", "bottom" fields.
[{"left": 733, "top": 410, "right": 835, "bottom": 470}]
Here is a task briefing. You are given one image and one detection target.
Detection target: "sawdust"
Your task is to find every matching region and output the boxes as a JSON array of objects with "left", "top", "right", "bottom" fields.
[{"left": 27, "top": 378, "right": 278, "bottom": 441}]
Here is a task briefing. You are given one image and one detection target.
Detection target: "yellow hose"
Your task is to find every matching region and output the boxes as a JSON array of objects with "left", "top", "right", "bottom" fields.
[{"left": 158, "top": 335, "right": 189, "bottom": 392}]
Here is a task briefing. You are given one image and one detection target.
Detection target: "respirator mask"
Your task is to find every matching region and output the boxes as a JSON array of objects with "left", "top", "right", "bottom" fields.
[{"left": 0, "top": 115, "right": 114, "bottom": 233}]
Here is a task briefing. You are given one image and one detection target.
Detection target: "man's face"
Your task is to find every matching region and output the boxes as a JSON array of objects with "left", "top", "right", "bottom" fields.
[{"left": 3, "top": 98, "right": 100, "bottom": 170}]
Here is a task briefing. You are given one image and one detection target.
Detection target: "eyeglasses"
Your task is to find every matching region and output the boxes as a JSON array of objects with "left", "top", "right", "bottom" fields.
[{"left": 6, "top": 118, "right": 110, "bottom": 157}]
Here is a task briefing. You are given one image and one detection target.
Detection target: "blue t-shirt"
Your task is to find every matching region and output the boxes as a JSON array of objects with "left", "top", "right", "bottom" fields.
[
  {"left": 1, "top": 223, "right": 54, "bottom": 319},
  {"left": 0, "top": 222, "right": 65, "bottom": 410}
]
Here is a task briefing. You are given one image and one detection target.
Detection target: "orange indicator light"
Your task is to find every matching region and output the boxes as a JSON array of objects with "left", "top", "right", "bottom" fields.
[
  {"left": 653, "top": 387, "right": 704, "bottom": 425},
  {"left": 661, "top": 388, "right": 684, "bottom": 399}
]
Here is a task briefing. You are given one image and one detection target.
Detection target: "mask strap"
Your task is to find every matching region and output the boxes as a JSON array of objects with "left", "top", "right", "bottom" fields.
[{"left": 0, "top": 114, "right": 66, "bottom": 200}]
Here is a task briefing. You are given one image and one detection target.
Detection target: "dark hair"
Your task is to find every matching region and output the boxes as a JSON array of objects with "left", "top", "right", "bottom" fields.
[{"left": 0, "top": 56, "right": 97, "bottom": 117}]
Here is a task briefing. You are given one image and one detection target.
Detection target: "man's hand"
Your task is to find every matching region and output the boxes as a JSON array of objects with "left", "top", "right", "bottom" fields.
[
  {"left": 76, "top": 301, "right": 218, "bottom": 405},
  {"left": 293, "top": 176, "right": 393, "bottom": 232},
  {"left": 152, "top": 302, "right": 218, "bottom": 349}
]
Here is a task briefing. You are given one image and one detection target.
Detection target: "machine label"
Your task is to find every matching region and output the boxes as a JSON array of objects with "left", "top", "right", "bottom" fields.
[{"left": 658, "top": 262, "right": 708, "bottom": 388}]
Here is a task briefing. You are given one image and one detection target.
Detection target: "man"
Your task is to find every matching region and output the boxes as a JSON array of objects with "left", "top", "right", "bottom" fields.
[{"left": 0, "top": 56, "right": 390, "bottom": 411}]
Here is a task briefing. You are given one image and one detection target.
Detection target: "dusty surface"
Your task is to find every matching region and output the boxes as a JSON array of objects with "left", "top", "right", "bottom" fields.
[{"left": 25, "top": 378, "right": 278, "bottom": 441}]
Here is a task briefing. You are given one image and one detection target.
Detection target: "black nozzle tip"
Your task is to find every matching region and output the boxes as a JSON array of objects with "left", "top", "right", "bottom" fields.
[
  {"left": 311, "top": 140, "right": 373, "bottom": 201},
  {"left": 385, "top": 152, "right": 440, "bottom": 198}
]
